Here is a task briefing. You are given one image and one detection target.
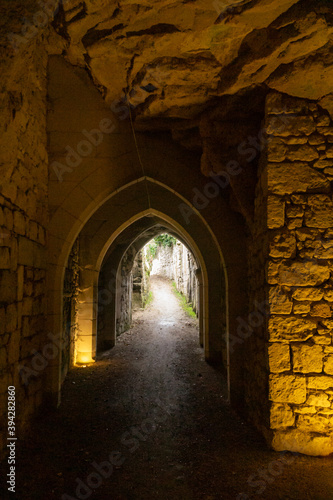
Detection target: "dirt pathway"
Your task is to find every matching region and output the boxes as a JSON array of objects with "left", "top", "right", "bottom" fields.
[{"left": 1, "top": 276, "right": 333, "bottom": 499}]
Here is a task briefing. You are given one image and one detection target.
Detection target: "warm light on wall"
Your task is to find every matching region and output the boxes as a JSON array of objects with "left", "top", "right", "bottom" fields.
[
  {"left": 75, "top": 318, "right": 96, "bottom": 365},
  {"left": 75, "top": 352, "right": 95, "bottom": 365}
]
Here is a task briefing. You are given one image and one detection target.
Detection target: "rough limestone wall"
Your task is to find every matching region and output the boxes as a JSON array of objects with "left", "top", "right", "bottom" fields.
[
  {"left": 114, "top": 246, "right": 152, "bottom": 338},
  {"left": 152, "top": 245, "right": 174, "bottom": 280},
  {"left": 172, "top": 242, "right": 198, "bottom": 313},
  {"left": 116, "top": 257, "right": 133, "bottom": 337},
  {"left": 116, "top": 272, "right": 132, "bottom": 336},
  {"left": 132, "top": 247, "right": 151, "bottom": 310},
  {"left": 132, "top": 251, "right": 144, "bottom": 310},
  {"left": 62, "top": 239, "right": 79, "bottom": 380},
  {"left": 265, "top": 92, "right": 333, "bottom": 455},
  {"left": 115, "top": 245, "right": 152, "bottom": 336},
  {"left": 0, "top": 34, "right": 51, "bottom": 455}
]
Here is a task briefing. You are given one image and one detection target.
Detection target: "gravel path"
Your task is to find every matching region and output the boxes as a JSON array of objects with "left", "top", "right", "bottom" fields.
[{"left": 1, "top": 276, "right": 332, "bottom": 500}]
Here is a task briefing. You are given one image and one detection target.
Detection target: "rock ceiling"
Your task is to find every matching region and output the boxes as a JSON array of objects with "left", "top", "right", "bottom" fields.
[
  {"left": 0, "top": 0, "right": 332, "bottom": 229},
  {"left": 53, "top": 0, "right": 333, "bottom": 127},
  {"left": 2, "top": 0, "right": 332, "bottom": 224},
  {"left": 2, "top": 0, "right": 333, "bottom": 130}
]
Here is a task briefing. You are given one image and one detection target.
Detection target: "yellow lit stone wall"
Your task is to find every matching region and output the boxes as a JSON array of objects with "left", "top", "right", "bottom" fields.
[
  {"left": 0, "top": 36, "right": 49, "bottom": 455},
  {"left": 265, "top": 92, "right": 333, "bottom": 456}
]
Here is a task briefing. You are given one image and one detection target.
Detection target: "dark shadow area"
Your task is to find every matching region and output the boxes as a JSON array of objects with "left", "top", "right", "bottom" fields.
[{"left": 1, "top": 278, "right": 332, "bottom": 499}]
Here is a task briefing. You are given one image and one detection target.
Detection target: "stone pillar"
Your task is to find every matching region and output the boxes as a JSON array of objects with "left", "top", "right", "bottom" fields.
[
  {"left": 97, "top": 260, "right": 117, "bottom": 351},
  {"left": 116, "top": 266, "right": 133, "bottom": 336},
  {"left": 76, "top": 239, "right": 98, "bottom": 364},
  {"left": 264, "top": 92, "right": 333, "bottom": 455},
  {"left": 62, "top": 239, "right": 79, "bottom": 380},
  {"left": 132, "top": 250, "right": 145, "bottom": 309},
  {"left": 196, "top": 268, "right": 204, "bottom": 347}
]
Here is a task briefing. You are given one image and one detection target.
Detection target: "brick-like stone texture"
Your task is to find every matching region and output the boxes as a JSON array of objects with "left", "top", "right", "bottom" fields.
[
  {"left": 292, "top": 344, "right": 323, "bottom": 373},
  {"left": 265, "top": 92, "right": 333, "bottom": 455},
  {"left": 269, "top": 374, "right": 307, "bottom": 404},
  {"left": 0, "top": 36, "right": 49, "bottom": 457},
  {"left": 268, "top": 343, "right": 290, "bottom": 373}
]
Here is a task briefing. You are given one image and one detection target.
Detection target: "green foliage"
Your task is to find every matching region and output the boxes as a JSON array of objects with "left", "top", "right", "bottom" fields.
[
  {"left": 154, "top": 233, "right": 177, "bottom": 248},
  {"left": 145, "top": 233, "right": 176, "bottom": 263},
  {"left": 142, "top": 290, "right": 153, "bottom": 308},
  {"left": 147, "top": 242, "right": 157, "bottom": 259},
  {"left": 172, "top": 282, "right": 197, "bottom": 319}
]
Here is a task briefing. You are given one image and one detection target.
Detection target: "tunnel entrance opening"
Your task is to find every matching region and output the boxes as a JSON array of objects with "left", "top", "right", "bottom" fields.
[
  {"left": 131, "top": 233, "right": 199, "bottom": 322},
  {"left": 96, "top": 225, "right": 206, "bottom": 362}
]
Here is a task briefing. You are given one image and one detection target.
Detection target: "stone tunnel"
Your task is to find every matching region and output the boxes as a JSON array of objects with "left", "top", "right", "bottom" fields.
[{"left": 1, "top": 0, "right": 333, "bottom": 497}]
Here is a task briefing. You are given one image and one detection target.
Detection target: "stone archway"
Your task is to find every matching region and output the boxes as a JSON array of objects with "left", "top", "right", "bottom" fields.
[
  {"left": 69, "top": 194, "right": 225, "bottom": 382},
  {"left": 45, "top": 54, "right": 248, "bottom": 441},
  {"left": 89, "top": 215, "right": 206, "bottom": 360},
  {"left": 96, "top": 217, "right": 203, "bottom": 354},
  {"left": 46, "top": 173, "right": 248, "bottom": 413}
]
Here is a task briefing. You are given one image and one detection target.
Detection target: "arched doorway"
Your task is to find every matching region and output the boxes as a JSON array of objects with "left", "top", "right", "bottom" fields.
[
  {"left": 73, "top": 202, "right": 224, "bottom": 371},
  {"left": 95, "top": 218, "right": 205, "bottom": 359},
  {"left": 47, "top": 179, "right": 248, "bottom": 415},
  {"left": 46, "top": 55, "right": 248, "bottom": 416}
]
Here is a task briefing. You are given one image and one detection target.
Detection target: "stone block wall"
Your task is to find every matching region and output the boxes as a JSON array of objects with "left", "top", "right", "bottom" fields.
[
  {"left": 172, "top": 242, "right": 198, "bottom": 314},
  {"left": 0, "top": 39, "right": 49, "bottom": 455},
  {"left": 152, "top": 245, "right": 174, "bottom": 280},
  {"left": 116, "top": 252, "right": 134, "bottom": 336},
  {"left": 247, "top": 91, "right": 333, "bottom": 455},
  {"left": 116, "top": 271, "right": 133, "bottom": 336},
  {"left": 132, "top": 247, "right": 151, "bottom": 311},
  {"left": 62, "top": 239, "right": 79, "bottom": 380}
]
